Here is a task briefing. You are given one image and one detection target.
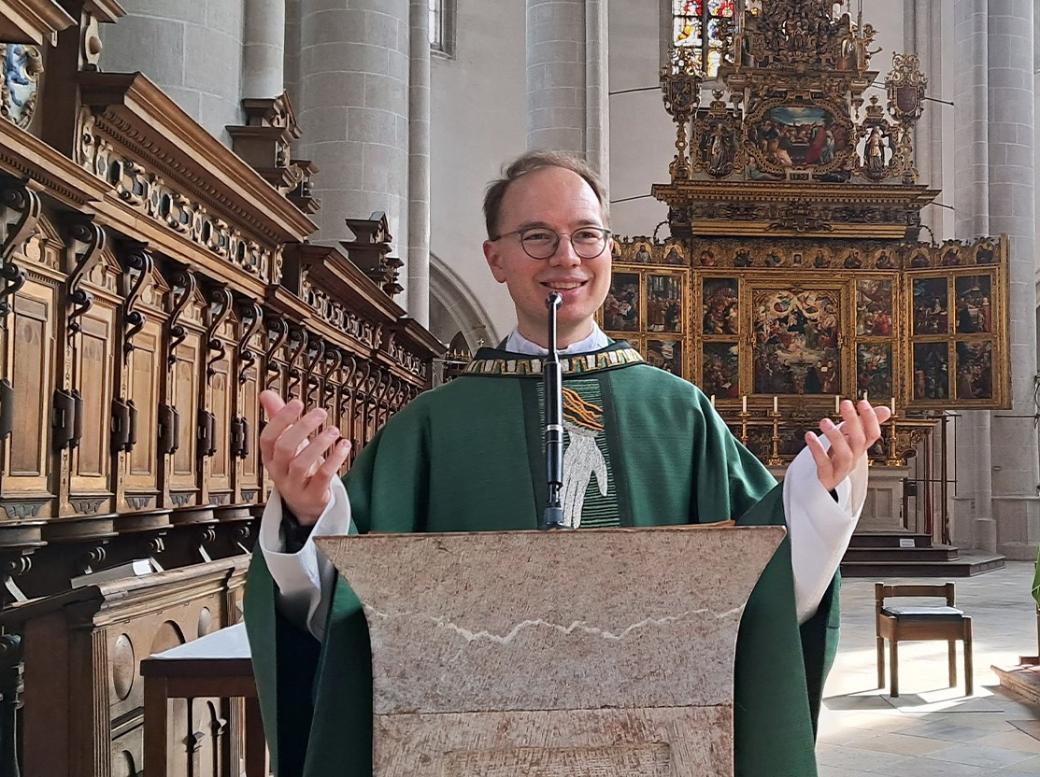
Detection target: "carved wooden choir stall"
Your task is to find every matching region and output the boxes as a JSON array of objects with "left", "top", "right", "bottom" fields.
[{"left": 0, "top": 2, "right": 441, "bottom": 776}]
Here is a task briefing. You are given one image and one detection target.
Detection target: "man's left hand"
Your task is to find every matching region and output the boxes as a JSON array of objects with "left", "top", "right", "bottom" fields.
[{"left": 805, "top": 399, "right": 892, "bottom": 492}]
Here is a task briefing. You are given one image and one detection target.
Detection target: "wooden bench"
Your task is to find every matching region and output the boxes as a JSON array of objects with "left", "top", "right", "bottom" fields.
[{"left": 141, "top": 623, "right": 266, "bottom": 777}]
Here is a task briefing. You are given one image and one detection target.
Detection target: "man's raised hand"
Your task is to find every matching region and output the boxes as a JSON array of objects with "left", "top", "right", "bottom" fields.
[
  {"left": 804, "top": 399, "right": 892, "bottom": 492},
  {"left": 258, "top": 389, "right": 352, "bottom": 526}
]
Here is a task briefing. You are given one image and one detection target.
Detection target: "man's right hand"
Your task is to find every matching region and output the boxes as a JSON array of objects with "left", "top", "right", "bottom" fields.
[{"left": 259, "top": 390, "right": 352, "bottom": 526}]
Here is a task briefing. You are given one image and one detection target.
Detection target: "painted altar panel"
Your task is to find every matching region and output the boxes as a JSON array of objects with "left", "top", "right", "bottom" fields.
[
  {"left": 905, "top": 263, "right": 1006, "bottom": 408},
  {"left": 600, "top": 252, "right": 692, "bottom": 379},
  {"left": 750, "top": 286, "right": 842, "bottom": 396},
  {"left": 604, "top": 235, "right": 1010, "bottom": 421}
]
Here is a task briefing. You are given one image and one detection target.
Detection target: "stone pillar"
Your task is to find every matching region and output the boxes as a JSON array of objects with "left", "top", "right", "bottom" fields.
[
  {"left": 526, "top": 0, "right": 609, "bottom": 181},
  {"left": 953, "top": 1, "right": 993, "bottom": 550},
  {"left": 297, "top": 0, "right": 410, "bottom": 278},
  {"left": 585, "top": 0, "right": 609, "bottom": 180},
  {"left": 242, "top": 0, "right": 285, "bottom": 98},
  {"left": 407, "top": 0, "right": 431, "bottom": 327},
  {"left": 99, "top": 0, "right": 245, "bottom": 143},
  {"left": 989, "top": 0, "right": 1040, "bottom": 559},
  {"left": 284, "top": 0, "right": 302, "bottom": 107},
  {"left": 953, "top": 0, "right": 1040, "bottom": 558},
  {"left": 905, "top": 0, "right": 947, "bottom": 239}
]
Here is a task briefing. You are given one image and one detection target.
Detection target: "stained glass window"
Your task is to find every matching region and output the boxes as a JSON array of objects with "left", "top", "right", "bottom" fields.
[{"left": 671, "top": 0, "right": 735, "bottom": 79}]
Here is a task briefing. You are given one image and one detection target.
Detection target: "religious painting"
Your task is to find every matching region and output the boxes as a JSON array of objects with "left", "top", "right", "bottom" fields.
[
  {"left": 975, "top": 241, "right": 997, "bottom": 264},
  {"left": 631, "top": 241, "right": 653, "bottom": 264},
  {"left": 695, "top": 247, "right": 718, "bottom": 267},
  {"left": 856, "top": 279, "right": 893, "bottom": 337},
  {"left": 701, "top": 342, "right": 739, "bottom": 398},
  {"left": 913, "top": 343, "right": 949, "bottom": 401},
  {"left": 663, "top": 243, "right": 686, "bottom": 265},
  {"left": 912, "top": 277, "right": 949, "bottom": 335},
  {"left": 746, "top": 426, "right": 772, "bottom": 457},
  {"left": 752, "top": 289, "right": 840, "bottom": 395},
  {"left": 647, "top": 274, "right": 683, "bottom": 333},
  {"left": 955, "top": 341, "right": 993, "bottom": 400},
  {"left": 604, "top": 273, "right": 639, "bottom": 332},
  {"left": 646, "top": 339, "right": 684, "bottom": 377},
  {"left": 955, "top": 275, "right": 993, "bottom": 334},
  {"left": 748, "top": 104, "right": 849, "bottom": 169},
  {"left": 857, "top": 343, "right": 893, "bottom": 401},
  {"left": 702, "top": 278, "right": 739, "bottom": 335},
  {"left": 780, "top": 427, "right": 809, "bottom": 457}
]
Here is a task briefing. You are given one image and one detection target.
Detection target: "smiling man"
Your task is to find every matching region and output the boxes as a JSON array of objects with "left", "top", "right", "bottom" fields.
[{"left": 245, "top": 151, "right": 889, "bottom": 777}]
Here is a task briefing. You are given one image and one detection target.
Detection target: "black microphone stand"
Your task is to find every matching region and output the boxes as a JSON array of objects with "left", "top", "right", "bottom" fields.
[{"left": 541, "top": 293, "right": 567, "bottom": 530}]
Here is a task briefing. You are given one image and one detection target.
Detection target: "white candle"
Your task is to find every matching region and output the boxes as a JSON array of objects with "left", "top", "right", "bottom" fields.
[
  {"left": 890, "top": 397, "right": 896, "bottom": 415},
  {"left": 834, "top": 395, "right": 840, "bottom": 414},
  {"left": 773, "top": 396, "right": 778, "bottom": 413},
  {"left": 710, "top": 394, "right": 716, "bottom": 407},
  {"left": 741, "top": 395, "right": 747, "bottom": 413},
  {"left": 863, "top": 390, "right": 868, "bottom": 401}
]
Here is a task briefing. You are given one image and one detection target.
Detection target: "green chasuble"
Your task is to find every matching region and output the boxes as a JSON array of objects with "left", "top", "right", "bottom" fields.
[{"left": 245, "top": 341, "right": 840, "bottom": 777}]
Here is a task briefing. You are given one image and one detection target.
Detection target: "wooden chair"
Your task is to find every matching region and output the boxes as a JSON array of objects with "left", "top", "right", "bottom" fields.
[{"left": 875, "top": 582, "right": 973, "bottom": 698}]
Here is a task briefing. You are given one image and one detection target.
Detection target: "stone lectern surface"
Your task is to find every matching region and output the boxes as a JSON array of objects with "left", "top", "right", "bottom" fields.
[{"left": 317, "top": 524, "right": 785, "bottom": 777}]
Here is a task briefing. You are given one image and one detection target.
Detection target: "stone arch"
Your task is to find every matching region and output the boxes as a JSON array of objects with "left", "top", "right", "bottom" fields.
[{"left": 429, "top": 253, "right": 498, "bottom": 351}]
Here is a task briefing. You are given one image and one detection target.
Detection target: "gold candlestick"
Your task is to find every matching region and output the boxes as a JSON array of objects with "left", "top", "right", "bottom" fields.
[
  {"left": 885, "top": 412, "right": 900, "bottom": 466},
  {"left": 767, "top": 409, "right": 783, "bottom": 466},
  {"left": 739, "top": 408, "right": 750, "bottom": 447}
]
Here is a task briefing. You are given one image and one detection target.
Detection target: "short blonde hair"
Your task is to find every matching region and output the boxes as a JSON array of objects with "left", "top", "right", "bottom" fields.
[{"left": 483, "top": 151, "right": 608, "bottom": 239}]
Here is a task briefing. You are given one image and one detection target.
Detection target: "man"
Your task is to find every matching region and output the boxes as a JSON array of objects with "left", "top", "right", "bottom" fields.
[{"left": 246, "top": 151, "right": 889, "bottom": 777}]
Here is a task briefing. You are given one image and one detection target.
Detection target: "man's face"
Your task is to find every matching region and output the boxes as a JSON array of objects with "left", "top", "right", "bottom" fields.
[{"left": 483, "top": 166, "right": 612, "bottom": 345}]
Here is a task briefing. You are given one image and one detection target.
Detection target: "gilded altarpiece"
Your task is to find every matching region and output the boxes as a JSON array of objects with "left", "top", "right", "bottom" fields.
[{"left": 603, "top": 0, "right": 1011, "bottom": 543}]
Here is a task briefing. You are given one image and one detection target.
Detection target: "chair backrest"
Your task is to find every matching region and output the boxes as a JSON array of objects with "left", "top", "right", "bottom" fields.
[{"left": 875, "top": 582, "right": 955, "bottom": 611}]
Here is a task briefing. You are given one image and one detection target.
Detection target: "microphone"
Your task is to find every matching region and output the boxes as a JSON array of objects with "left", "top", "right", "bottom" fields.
[{"left": 541, "top": 292, "right": 567, "bottom": 530}]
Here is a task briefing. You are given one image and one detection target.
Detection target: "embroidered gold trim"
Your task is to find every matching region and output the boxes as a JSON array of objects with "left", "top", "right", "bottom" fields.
[{"left": 461, "top": 347, "right": 644, "bottom": 377}]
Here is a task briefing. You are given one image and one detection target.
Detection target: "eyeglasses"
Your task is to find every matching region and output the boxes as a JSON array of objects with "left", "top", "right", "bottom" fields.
[{"left": 490, "top": 226, "right": 612, "bottom": 260}]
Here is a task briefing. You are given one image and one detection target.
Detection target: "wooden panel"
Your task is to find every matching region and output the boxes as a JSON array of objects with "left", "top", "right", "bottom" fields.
[
  {"left": 208, "top": 358, "right": 231, "bottom": 492},
  {"left": 71, "top": 309, "right": 116, "bottom": 494},
  {"left": 237, "top": 370, "right": 260, "bottom": 498},
  {"left": 5, "top": 283, "right": 55, "bottom": 494},
  {"left": 126, "top": 323, "right": 162, "bottom": 491},
  {"left": 111, "top": 727, "right": 143, "bottom": 777},
  {"left": 169, "top": 336, "right": 202, "bottom": 496}
]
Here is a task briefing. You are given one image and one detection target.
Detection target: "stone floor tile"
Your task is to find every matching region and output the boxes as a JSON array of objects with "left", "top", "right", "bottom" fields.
[
  {"left": 924, "top": 742, "right": 1037, "bottom": 768},
  {"left": 818, "top": 767, "right": 880, "bottom": 777},
  {"left": 974, "top": 730, "right": 1040, "bottom": 753},
  {"left": 848, "top": 732, "right": 951, "bottom": 756},
  {"left": 815, "top": 744, "right": 913, "bottom": 772},
  {"left": 880, "top": 757, "right": 991, "bottom": 777},
  {"left": 1011, "top": 720, "right": 1040, "bottom": 740},
  {"left": 999, "top": 754, "right": 1040, "bottom": 773}
]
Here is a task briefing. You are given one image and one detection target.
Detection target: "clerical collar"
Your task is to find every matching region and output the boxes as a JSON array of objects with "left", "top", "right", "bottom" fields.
[{"left": 504, "top": 324, "right": 610, "bottom": 356}]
